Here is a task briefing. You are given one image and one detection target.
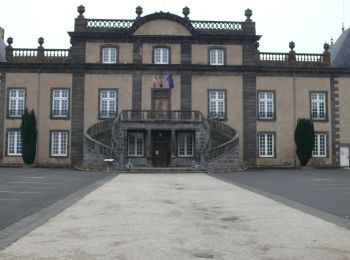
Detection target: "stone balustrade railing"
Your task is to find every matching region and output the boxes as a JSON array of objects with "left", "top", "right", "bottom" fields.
[
  {"left": 81, "top": 18, "right": 245, "bottom": 33},
  {"left": 259, "top": 52, "right": 288, "bottom": 62},
  {"left": 204, "top": 120, "right": 238, "bottom": 161},
  {"left": 87, "top": 19, "right": 134, "bottom": 29},
  {"left": 260, "top": 52, "right": 325, "bottom": 63},
  {"left": 191, "top": 21, "right": 243, "bottom": 31},
  {"left": 295, "top": 53, "right": 324, "bottom": 62},
  {"left": 85, "top": 119, "right": 113, "bottom": 157},
  {"left": 119, "top": 110, "right": 204, "bottom": 123}
]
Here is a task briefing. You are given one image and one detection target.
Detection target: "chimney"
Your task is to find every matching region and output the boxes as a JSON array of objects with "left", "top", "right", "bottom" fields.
[{"left": 0, "top": 27, "right": 4, "bottom": 40}]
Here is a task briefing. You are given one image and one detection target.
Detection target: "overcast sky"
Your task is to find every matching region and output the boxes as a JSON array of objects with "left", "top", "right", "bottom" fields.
[{"left": 0, "top": 0, "right": 348, "bottom": 53}]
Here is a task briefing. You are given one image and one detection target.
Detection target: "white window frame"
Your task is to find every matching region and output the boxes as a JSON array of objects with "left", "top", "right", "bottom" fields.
[
  {"left": 99, "top": 90, "right": 117, "bottom": 118},
  {"left": 102, "top": 47, "right": 117, "bottom": 64},
  {"left": 258, "top": 91, "right": 274, "bottom": 119},
  {"left": 209, "top": 48, "right": 224, "bottom": 65},
  {"left": 312, "top": 133, "right": 327, "bottom": 157},
  {"left": 209, "top": 90, "right": 226, "bottom": 119},
  {"left": 51, "top": 131, "right": 68, "bottom": 157},
  {"left": 52, "top": 89, "right": 69, "bottom": 118},
  {"left": 178, "top": 132, "right": 194, "bottom": 157},
  {"left": 7, "top": 130, "right": 22, "bottom": 156},
  {"left": 128, "top": 132, "right": 144, "bottom": 157},
  {"left": 311, "top": 92, "right": 326, "bottom": 120},
  {"left": 259, "top": 133, "right": 275, "bottom": 158},
  {"left": 8, "top": 89, "right": 25, "bottom": 117},
  {"left": 154, "top": 47, "right": 169, "bottom": 64}
]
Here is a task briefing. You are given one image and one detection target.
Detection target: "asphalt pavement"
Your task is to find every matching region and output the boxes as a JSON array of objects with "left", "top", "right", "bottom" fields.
[
  {"left": 211, "top": 168, "right": 350, "bottom": 229},
  {"left": 0, "top": 167, "right": 112, "bottom": 249},
  {"left": 1, "top": 173, "right": 349, "bottom": 260}
]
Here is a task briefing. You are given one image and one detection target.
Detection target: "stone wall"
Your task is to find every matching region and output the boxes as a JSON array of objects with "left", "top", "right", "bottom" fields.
[{"left": 204, "top": 143, "right": 240, "bottom": 173}]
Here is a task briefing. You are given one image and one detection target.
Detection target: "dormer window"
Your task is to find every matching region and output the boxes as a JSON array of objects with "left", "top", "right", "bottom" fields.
[
  {"left": 154, "top": 47, "right": 169, "bottom": 64},
  {"left": 102, "top": 47, "right": 117, "bottom": 64},
  {"left": 209, "top": 48, "right": 225, "bottom": 65}
]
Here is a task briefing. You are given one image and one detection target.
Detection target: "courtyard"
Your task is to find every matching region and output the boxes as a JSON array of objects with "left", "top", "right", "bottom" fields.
[{"left": 0, "top": 169, "right": 349, "bottom": 259}]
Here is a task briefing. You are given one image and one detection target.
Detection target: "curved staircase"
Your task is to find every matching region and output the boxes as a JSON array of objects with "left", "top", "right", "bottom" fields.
[
  {"left": 202, "top": 120, "right": 240, "bottom": 172},
  {"left": 84, "top": 112, "right": 240, "bottom": 172}
]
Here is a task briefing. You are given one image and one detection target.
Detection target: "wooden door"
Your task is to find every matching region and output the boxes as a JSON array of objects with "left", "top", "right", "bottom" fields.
[
  {"left": 153, "top": 143, "right": 170, "bottom": 167},
  {"left": 153, "top": 97, "right": 169, "bottom": 111}
]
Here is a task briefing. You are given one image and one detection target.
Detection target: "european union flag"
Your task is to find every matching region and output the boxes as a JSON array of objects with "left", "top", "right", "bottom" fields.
[{"left": 167, "top": 74, "right": 174, "bottom": 89}]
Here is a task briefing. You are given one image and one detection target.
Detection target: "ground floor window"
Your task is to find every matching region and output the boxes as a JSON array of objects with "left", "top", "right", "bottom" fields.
[
  {"left": 7, "top": 130, "right": 22, "bottom": 156},
  {"left": 312, "top": 133, "right": 327, "bottom": 157},
  {"left": 258, "top": 133, "right": 275, "bottom": 158},
  {"left": 128, "top": 132, "right": 144, "bottom": 157},
  {"left": 51, "top": 131, "right": 68, "bottom": 157},
  {"left": 178, "top": 132, "right": 194, "bottom": 157}
]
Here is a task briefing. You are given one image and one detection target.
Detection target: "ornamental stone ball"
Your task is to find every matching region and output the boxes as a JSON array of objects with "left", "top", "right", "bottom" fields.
[
  {"left": 136, "top": 6, "right": 143, "bottom": 18},
  {"left": 7, "top": 37, "right": 13, "bottom": 46},
  {"left": 38, "top": 37, "right": 44, "bottom": 47},
  {"left": 324, "top": 42, "right": 330, "bottom": 51},
  {"left": 183, "top": 6, "right": 190, "bottom": 19},
  {"left": 245, "top": 9, "right": 252, "bottom": 22},
  {"left": 77, "top": 5, "right": 85, "bottom": 19},
  {"left": 289, "top": 41, "right": 295, "bottom": 51}
]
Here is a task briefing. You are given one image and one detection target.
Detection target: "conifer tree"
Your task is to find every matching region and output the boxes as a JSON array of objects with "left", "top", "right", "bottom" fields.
[
  {"left": 21, "top": 108, "right": 37, "bottom": 165},
  {"left": 294, "top": 118, "right": 315, "bottom": 166}
]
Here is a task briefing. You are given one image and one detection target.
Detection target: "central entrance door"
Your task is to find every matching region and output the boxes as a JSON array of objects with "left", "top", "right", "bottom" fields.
[{"left": 152, "top": 130, "right": 170, "bottom": 167}]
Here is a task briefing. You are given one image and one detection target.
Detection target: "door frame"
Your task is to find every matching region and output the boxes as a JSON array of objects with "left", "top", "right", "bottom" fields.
[
  {"left": 340, "top": 145, "right": 350, "bottom": 167},
  {"left": 152, "top": 130, "right": 171, "bottom": 167},
  {"left": 151, "top": 88, "right": 171, "bottom": 111}
]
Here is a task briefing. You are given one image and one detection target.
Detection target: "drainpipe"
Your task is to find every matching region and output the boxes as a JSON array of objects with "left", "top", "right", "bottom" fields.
[
  {"left": 293, "top": 72, "right": 297, "bottom": 167},
  {"left": 36, "top": 69, "right": 41, "bottom": 164}
]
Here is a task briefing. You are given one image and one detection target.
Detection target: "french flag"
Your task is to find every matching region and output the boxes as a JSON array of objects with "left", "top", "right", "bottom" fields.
[{"left": 152, "top": 75, "right": 158, "bottom": 88}]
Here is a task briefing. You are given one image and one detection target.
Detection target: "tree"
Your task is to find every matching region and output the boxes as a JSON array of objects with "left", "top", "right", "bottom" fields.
[
  {"left": 294, "top": 118, "right": 315, "bottom": 166},
  {"left": 21, "top": 108, "right": 37, "bottom": 165}
]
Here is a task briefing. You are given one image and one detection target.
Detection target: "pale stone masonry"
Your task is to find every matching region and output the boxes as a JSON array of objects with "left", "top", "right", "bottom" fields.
[{"left": 0, "top": 5, "right": 350, "bottom": 170}]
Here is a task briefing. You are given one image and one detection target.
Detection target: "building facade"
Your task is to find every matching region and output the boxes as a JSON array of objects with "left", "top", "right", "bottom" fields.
[{"left": 0, "top": 5, "right": 350, "bottom": 171}]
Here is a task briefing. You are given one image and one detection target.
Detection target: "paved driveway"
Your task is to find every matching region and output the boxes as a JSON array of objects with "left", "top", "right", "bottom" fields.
[
  {"left": 211, "top": 169, "right": 350, "bottom": 229},
  {"left": 0, "top": 173, "right": 350, "bottom": 259},
  {"left": 0, "top": 167, "right": 112, "bottom": 249}
]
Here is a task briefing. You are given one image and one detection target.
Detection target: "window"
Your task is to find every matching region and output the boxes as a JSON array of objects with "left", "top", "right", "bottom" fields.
[
  {"left": 209, "top": 48, "right": 224, "bottom": 65},
  {"left": 258, "top": 133, "right": 275, "bottom": 158},
  {"left": 312, "top": 133, "right": 327, "bottom": 157},
  {"left": 128, "top": 132, "right": 144, "bottom": 157},
  {"left": 99, "top": 90, "right": 117, "bottom": 118},
  {"left": 51, "top": 131, "right": 68, "bottom": 157},
  {"left": 154, "top": 47, "right": 169, "bottom": 64},
  {"left": 311, "top": 92, "right": 326, "bottom": 120},
  {"left": 7, "top": 130, "right": 21, "bottom": 156},
  {"left": 258, "top": 91, "right": 274, "bottom": 119},
  {"left": 8, "top": 89, "right": 25, "bottom": 117},
  {"left": 102, "top": 47, "right": 117, "bottom": 64},
  {"left": 208, "top": 90, "right": 226, "bottom": 119},
  {"left": 178, "top": 132, "right": 194, "bottom": 157},
  {"left": 52, "top": 89, "right": 69, "bottom": 118}
]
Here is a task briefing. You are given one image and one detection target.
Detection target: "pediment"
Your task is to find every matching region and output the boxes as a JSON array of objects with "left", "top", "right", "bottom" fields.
[{"left": 133, "top": 19, "right": 192, "bottom": 36}]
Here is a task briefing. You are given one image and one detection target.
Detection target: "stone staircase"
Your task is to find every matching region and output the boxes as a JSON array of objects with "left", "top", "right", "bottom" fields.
[
  {"left": 201, "top": 120, "right": 240, "bottom": 172},
  {"left": 84, "top": 113, "right": 240, "bottom": 172}
]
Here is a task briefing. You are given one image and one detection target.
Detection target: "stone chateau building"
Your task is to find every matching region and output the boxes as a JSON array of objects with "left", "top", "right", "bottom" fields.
[{"left": 0, "top": 5, "right": 350, "bottom": 171}]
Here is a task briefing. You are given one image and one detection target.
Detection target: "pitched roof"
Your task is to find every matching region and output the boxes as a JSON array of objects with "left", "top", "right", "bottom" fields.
[{"left": 330, "top": 28, "right": 350, "bottom": 67}]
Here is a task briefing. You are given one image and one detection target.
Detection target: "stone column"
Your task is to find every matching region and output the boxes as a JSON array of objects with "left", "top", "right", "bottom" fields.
[
  {"left": 146, "top": 129, "right": 152, "bottom": 166},
  {"left": 171, "top": 129, "right": 176, "bottom": 166}
]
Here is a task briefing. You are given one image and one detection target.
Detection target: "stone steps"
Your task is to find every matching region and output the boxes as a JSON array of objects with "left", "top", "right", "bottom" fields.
[{"left": 118, "top": 167, "right": 204, "bottom": 173}]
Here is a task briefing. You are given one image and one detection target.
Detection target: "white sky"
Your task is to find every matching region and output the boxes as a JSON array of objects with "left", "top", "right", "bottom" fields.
[{"left": 0, "top": 0, "right": 348, "bottom": 53}]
